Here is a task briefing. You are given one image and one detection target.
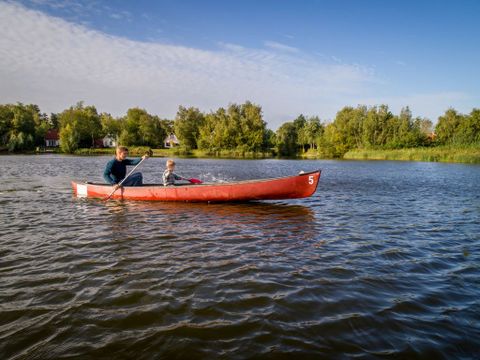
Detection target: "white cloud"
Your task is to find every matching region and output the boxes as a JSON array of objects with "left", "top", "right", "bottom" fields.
[
  {"left": 264, "top": 41, "right": 299, "bottom": 53},
  {"left": 0, "top": 2, "right": 377, "bottom": 128},
  {"left": 109, "top": 10, "right": 132, "bottom": 21}
]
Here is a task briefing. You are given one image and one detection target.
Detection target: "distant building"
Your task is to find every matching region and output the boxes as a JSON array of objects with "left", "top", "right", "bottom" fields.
[
  {"left": 164, "top": 133, "right": 180, "bottom": 148},
  {"left": 45, "top": 129, "right": 60, "bottom": 147},
  {"left": 90, "top": 136, "right": 117, "bottom": 148},
  {"left": 102, "top": 135, "right": 117, "bottom": 148}
]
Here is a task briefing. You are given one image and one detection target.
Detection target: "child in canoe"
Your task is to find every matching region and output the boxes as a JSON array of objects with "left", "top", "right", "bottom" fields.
[
  {"left": 162, "top": 159, "right": 183, "bottom": 186},
  {"left": 162, "top": 159, "right": 203, "bottom": 186}
]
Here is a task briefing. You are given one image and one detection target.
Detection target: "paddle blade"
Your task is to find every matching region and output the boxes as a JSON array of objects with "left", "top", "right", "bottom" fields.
[{"left": 189, "top": 178, "right": 203, "bottom": 184}]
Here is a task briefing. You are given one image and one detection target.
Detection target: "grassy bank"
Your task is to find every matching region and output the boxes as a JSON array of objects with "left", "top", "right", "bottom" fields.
[
  {"left": 71, "top": 147, "right": 273, "bottom": 159},
  {"left": 344, "top": 146, "right": 480, "bottom": 164},
  {"left": 189, "top": 149, "right": 273, "bottom": 159},
  {"left": 10, "top": 146, "right": 480, "bottom": 164},
  {"left": 73, "top": 147, "right": 174, "bottom": 157}
]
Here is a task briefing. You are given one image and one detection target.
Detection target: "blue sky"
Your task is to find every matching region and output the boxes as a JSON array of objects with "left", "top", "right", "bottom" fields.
[{"left": 1, "top": 0, "right": 479, "bottom": 128}]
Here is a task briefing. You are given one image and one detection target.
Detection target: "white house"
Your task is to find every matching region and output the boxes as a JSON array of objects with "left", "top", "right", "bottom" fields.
[
  {"left": 103, "top": 135, "right": 117, "bottom": 148},
  {"left": 164, "top": 133, "right": 180, "bottom": 148}
]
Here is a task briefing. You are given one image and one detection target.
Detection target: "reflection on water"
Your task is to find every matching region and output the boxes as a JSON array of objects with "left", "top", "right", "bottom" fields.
[
  {"left": 99, "top": 200, "right": 321, "bottom": 260},
  {"left": 0, "top": 155, "right": 479, "bottom": 358},
  {"left": 105, "top": 200, "right": 315, "bottom": 233}
]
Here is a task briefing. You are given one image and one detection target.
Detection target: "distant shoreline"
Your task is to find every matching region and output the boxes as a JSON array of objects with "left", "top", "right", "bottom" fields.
[{"left": 2, "top": 146, "right": 480, "bottom": 164}]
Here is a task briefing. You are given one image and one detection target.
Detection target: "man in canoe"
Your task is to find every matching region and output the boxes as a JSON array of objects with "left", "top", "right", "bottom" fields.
[{"left": 104, "top": 146, "right": 149, "bottom": 189}]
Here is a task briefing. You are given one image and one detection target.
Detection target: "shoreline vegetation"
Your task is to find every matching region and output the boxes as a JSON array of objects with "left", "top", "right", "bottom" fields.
[
  {"left": 342, "top": 146, "right": 480, "bottom": 164},
  {"left": 1, "top": 101, "right": 479, "bottom": 164},
  {"left": 3, "top": 145, "right": 480, "bottom": 164}
]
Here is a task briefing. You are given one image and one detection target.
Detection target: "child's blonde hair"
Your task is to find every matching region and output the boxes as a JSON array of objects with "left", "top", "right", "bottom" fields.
[{"left": 166, "top": 159, "right": 176, "bottom": 169}]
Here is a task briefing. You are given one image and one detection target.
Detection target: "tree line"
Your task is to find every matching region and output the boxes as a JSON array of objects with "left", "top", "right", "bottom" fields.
[{"left": 1, "top": 101, "right": 479, "bottom": 157}]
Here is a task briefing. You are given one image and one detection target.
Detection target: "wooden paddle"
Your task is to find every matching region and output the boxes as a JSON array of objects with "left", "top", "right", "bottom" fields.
[{"left": 103, "top": 151, "right": 151, "bottom": 201}]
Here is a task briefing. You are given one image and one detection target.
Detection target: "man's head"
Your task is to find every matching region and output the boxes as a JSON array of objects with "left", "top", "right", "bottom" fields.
[
  {"left": 116, "top": 146, "right": 129, "bottom": 160},
  {"left": 166, "top": 159, "right": 176, "bottom": 171}
]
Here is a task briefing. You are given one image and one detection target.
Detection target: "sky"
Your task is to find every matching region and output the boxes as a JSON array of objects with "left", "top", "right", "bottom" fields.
[{"left": 0, "top": 0, "right": 479, "bottom": 129}]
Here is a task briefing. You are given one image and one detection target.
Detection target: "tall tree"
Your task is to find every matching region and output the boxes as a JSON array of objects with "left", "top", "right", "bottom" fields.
[
  {"left": 174, "top": 106, "right": 205, "bottom": 149},
  {"left": 294, "top": 114, "right": 308, "bottom": 151},
  {"left": 0, "top": 104, "right": 14, "bottom": 147},
  {"left": 100, "top": 113, "right": 122, "bottom": 139},
  {"left": 333, "top": 106, "right": 366, "bottom": 150},
  {"left": 8, "top": 103, "right": 36, "bottom": 151},
  {"left": 237, "top": 102, "right": 267, "bottom": 152},
  {"left": 455, "top": 108, "right": 480, "bottom": 145},
  {"left": 435, "top": 108, "right": 464, "bottom": 145},
  {"left": 58, "top": 102, "right": 102, "bottom": 151},
  {"left": 59, "top": 123, "right": 80, "bottom": 153},
  {"left": 304, "top": 116, "right": 323, "bottom": 150},
  {"left": 362, "top": 105, "right": 394, "bottom": 148},
  {"left": 26, "top": 104, "right": 50, "bottom": 146},
  {"left": 275, "top": 122, "right": 298, "bottom": 156}
]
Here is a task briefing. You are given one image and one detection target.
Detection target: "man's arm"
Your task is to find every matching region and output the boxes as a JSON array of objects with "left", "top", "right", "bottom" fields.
[
  {"left": 103, "top": 160, "right": 116, "bottom": 184},
  {"left": 125, "top": 153, "right": 149, "bottom": 166},
  {"left": 125, "top": 156, "right": 145, "bottom": 166}
]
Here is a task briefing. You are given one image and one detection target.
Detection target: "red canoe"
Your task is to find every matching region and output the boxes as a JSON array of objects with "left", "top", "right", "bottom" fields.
[{"left": 71, "top": 170, "right": 321, "bottom": 202}]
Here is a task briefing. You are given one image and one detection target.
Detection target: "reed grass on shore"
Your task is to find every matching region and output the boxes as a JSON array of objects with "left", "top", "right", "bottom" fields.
[{"left": 344, "top": 146, "right": 480, "bottom": 164}]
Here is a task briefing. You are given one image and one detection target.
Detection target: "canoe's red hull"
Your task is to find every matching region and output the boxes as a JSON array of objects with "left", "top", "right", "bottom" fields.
[{"left": 71, "top": 170, "right": 321, "bottom": 202}]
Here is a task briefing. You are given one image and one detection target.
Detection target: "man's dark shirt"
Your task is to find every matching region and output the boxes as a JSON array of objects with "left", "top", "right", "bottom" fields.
[{"left": 103, "top": 158, "right": 141, "bottom": 184}]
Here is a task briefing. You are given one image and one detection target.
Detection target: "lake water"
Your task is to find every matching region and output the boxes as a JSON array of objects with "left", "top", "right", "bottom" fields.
[{"left": 1, "top": 155, "right": 479, "bottom": 359}]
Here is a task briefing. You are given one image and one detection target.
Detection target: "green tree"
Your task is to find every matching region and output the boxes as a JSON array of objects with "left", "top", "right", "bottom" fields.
[
  {"left": 116, "top": 108, "right": 167, "bottom": 147},
  {"left": 174, "top": 106, "right": 205, "bottom": 149},
  {"left": 316, "top": 106, "right": 365, "bottom": 157},
  {"left": 49, "top": 113, "right": 60, "bottom": 129},
  {"left": 26, "top": 104, "right": 51, "bottom": 146},
  {"left": 264, "top": 128, "right": 276, "bottom": 150},
  {"left": 197, "top": 107, "right": 237, "bottom": 152},
  {"left": 294, "top": 114, "right": 308, "bottom": 151},
  {"left": 275, "top": 122, "right": 298, "bottom": 156},
  {"left": 118, "top": 108, "right": 141, "bottom": 146},
  {"left": 303, "top": 116, "right": 323, "bottom": 150},
  {"left": 362, "top": 105, "right": 394, "bottom": 148},
  {"left": 333, "top": 106, "right": 366, "bottom": 150},
  {"left": 455, "top": 108, "right": 480, "bottom": 145},
  {"left": 7, "top": 103, "right": 36, "bottom": 151},
  {"left": 293, "top": 114, "right": 307, "bottom": 132},
  {"left": 59, "top": 123, "right": 80, "bottom": 153},
  {"left": 197, "top": 111, "right": 218, "bottom": 152},
  {"left": 58, "top": 102, "right": 102, "bottom": 150},
  {"left": 435, "top": 108, "right": 464, "bottom": 145},
  {"left": 161, "top": 119, "right": 175, "bottom": 135},
  {"left": 139, "top": 114, "right": 167, "bottom": 147},
  {"left": 236, "top": 102, "right": 267, "bottom": 153},
  {"left": 100, "top": 113, "right": 122, "bottom": 139},
  {"left": 0, "top": 103, "right": 50, "bottom": 151},
  {"left": 0, "top": 104, "right": 14, "bottom": 147},
  {"left": 318, "top": 122, "right": 348, "bottom": 158}
]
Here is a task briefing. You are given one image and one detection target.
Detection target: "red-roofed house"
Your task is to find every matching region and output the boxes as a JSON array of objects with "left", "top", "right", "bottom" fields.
[{"left": 45, "top": 129, "right": 60, "bottom": 147}]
